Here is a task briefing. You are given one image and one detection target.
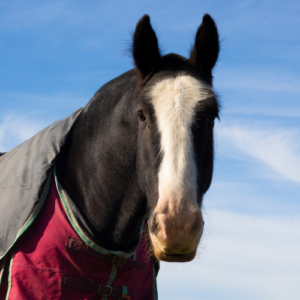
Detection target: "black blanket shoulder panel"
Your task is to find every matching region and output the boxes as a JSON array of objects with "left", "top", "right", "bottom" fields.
[{"left": 0, "top": 108, "right": 83, "bottom": 259}]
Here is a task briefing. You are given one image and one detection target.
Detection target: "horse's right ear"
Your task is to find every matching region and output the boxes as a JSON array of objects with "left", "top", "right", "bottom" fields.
[
  {"left": 133, "top": 15, "right": 161, "bottom": 79},
  {"left": 189, "top": 14, "right": 220, "bottom": 80}
]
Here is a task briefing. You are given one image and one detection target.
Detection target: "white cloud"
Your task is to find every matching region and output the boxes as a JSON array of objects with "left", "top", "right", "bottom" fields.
[
  {"left": 0, "top": 114, "right": 44, "bottom": 152},
  {"left": 216, "top": 124, "right": 300, "bottom": 184},
  {"left": 158, "top": 209, "right": 300, "bottom": 300}
]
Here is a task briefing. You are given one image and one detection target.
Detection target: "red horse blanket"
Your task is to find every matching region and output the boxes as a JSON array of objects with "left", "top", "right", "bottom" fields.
[{"left": 1, "top": 173, "right": 157, "bottom": 300}]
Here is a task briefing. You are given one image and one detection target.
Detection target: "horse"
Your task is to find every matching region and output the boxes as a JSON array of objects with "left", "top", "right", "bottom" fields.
[{"left": 0, "top": 14, "right": 220, "bottom": 300}]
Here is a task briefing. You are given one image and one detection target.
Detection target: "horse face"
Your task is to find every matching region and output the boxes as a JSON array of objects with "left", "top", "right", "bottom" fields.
[{"left": 134, "top": 15, "right": 220, "bottom": 262}]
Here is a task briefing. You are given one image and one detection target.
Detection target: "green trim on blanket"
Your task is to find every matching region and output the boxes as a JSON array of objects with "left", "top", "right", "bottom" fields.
[
  {"left": 118, "top": 286, "right": 128, "bottom": 300},
  {"left": 5, "top": 248, "right": 15, "bottom": 300},
  {"left": 54, "top": 165, "right": 143, "bottom": 258},
  {"left": 54, "top": 165, "right": 148, "bottom": 300},
  {"left": 0, "top": 254, "right": 7, "bottom": 288},
  {"left": 102, "top": 264, "right": 117, "bottom": 300},
  {"left": 0, "top": 172, "right": 52, "bottom": 261}
]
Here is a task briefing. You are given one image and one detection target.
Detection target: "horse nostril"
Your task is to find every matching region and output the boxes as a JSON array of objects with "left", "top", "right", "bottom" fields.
[{"left": 150, "top": 212, "right": 160, "bottom": 235}]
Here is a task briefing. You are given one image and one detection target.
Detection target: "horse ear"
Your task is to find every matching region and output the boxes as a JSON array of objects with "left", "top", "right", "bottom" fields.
[
  {"left": 133, "top": 15, "right": 161, "bottom": 78},
  {"left": 189, "top": 14, "right": 220, "bottom": 78}
]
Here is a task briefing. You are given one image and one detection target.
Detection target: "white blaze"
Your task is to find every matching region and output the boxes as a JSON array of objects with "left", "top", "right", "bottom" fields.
[{"left": 150, "top": 75, "right": 212, "bottom": 207}]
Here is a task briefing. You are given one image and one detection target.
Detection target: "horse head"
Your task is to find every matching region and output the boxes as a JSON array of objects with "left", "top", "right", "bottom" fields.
[
  {"left": 133, "top": 15, "right": 220, "bottom": 262},
  {"left": 57, "top": 14, "right": 220, "bottom": 263}
]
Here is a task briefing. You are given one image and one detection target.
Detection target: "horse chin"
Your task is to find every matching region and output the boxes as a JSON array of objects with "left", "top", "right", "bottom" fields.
[
  {"left": 154, "top": 248, "right": 197, "bottom": 262},
  {"left": 149, "top": 233, "right": 199, "bottom": 262}
]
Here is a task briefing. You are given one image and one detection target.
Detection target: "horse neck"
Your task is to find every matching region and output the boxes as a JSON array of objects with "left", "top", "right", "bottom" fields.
[{"left": 56, "top": 71, "right": 147, "bottom": 252}]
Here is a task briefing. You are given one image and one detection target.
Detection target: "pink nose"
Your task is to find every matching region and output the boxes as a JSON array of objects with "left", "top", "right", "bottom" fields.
[{"left": 149, "top": 203, "right": 203, "bottom": 261}]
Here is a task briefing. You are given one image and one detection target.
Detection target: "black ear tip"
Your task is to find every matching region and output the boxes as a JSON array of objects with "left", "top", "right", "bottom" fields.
[
  {"left": 133, "top": 14, "right": 161, "bottom": 78},
  {"left": 189, "top": 13, "right": 219, "bottom": 76},
  {"left": 202, "top": 14, "right": 216, "bottom": 26},
  {"left": 137, "top": 14, "right": 151, "bottom": 27}
]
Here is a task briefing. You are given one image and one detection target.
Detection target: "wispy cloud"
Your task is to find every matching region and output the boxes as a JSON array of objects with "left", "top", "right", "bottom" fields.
[
  {"left": 0, "top": 114, "right": 45, "bottom": 152},
  {"left": 0, "top": 92, "right": 88, "bottom": 115},
  {"left": 158, "top": 209, "right": 300, "bottom": 300},
  {"left": 216, "top": 124, "right": 300, "bottom": 184}
]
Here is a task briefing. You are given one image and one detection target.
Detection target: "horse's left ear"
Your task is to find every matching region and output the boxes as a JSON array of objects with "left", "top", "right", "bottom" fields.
[
  {"left": 189, "top": 14, "right": 220, "bottom": 79},
  {"left": 133, "top": 15, "right": 161, "bottom": 79}
]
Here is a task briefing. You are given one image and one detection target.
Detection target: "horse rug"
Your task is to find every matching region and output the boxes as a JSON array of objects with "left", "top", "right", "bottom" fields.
[{"left": 0, "top": 110, "right": 158, "bottom": 300}]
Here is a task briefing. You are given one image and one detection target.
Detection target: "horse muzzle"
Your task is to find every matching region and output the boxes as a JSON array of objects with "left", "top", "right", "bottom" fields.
[{"left": 148, "top": 205, "right": 203, "bottom": 262}]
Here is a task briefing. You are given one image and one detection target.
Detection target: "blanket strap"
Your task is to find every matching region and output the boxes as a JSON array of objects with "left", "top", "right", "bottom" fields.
[
  {"left": 66, "top": 236, "right": 145, "bottom": 270},
  {"left": 61, "top": 274, "right": 134, "bottom": 299}
]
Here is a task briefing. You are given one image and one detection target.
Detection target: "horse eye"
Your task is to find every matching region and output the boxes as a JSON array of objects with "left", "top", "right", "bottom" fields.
[{"left": 137, "top": 111, "right": 146, "bottom": 123}]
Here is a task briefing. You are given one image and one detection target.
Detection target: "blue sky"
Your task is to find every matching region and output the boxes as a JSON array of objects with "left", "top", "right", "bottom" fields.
[{"left": 0, "top": 0, "right": 299, "bottom": 299}]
